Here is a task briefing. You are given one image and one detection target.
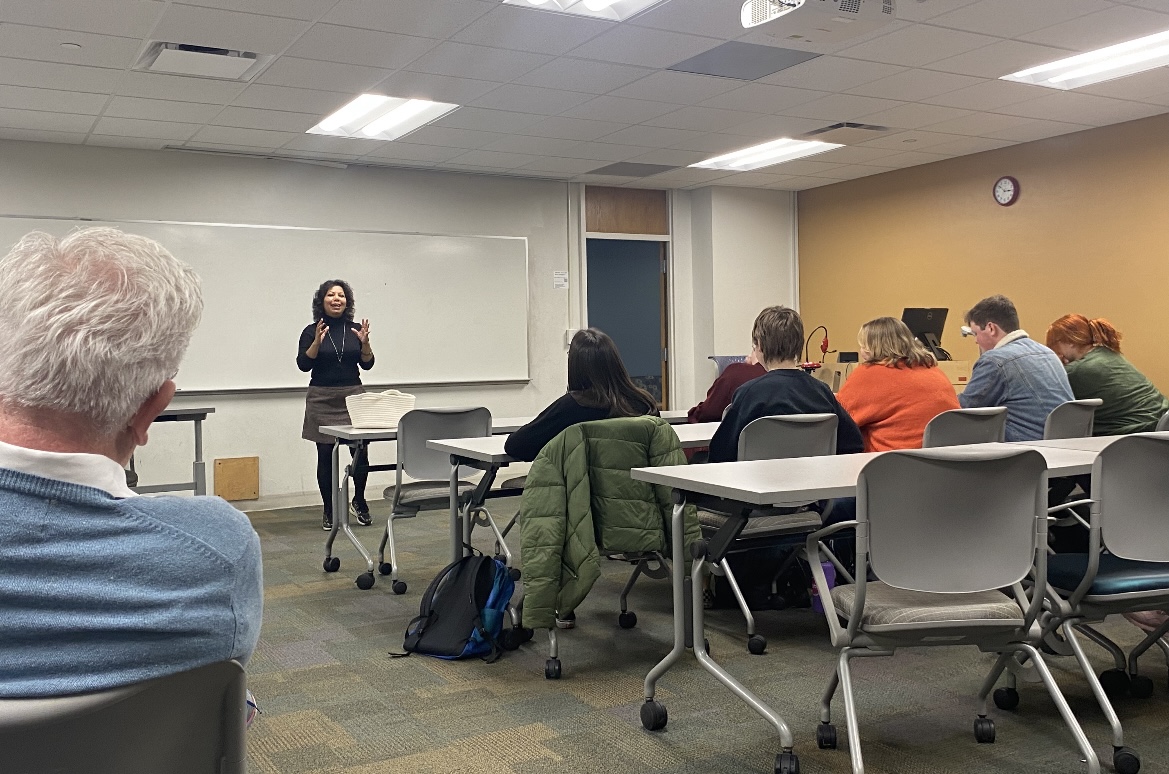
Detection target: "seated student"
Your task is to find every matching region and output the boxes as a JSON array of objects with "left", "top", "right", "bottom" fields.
[
  {"left": 687, "top": 353, "right": 766, "bottom": 423},
  {"left": 958, "top": 294, "right": 1072, "bottom": 442},
  {"left": 1046, "top": 314, "right": 1168, "bottom": 435},
  {"left": 505, "top": 328, "right": 657, "bottom": 463},
  {"left": 0, "top": 228, "right": 263, "bottom": 704},
  {"left": 837, "top": 317, "right": 960, "bottom": 452},
  {"left": 709, "top": 306, "right": 863, "bottom": 463}
]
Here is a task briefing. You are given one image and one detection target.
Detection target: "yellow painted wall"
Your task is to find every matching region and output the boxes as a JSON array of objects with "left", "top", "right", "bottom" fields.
[{"left": 797, "top": 113, "right": 1169, "bottom": 390}]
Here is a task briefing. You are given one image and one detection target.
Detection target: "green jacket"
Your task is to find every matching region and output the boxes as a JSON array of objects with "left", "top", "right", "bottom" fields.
[{"left": 518, "top": 416, "right": 700, "bottom": 631}]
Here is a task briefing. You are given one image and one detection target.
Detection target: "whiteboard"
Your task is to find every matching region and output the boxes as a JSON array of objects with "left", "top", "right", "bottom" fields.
[{"left": 0, "top": 217, "right": 529, "bottom": 392}]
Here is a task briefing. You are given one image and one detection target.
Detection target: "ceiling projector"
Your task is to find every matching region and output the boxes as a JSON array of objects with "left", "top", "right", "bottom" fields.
[{"left": 741, "top": 0, "right": 896, "bottom": 44}]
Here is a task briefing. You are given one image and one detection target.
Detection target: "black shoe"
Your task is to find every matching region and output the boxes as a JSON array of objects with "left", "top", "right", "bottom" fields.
[
  {"left": 322, "top": 511, "right": 333, "bottom": 531},
  {"left": 350, "top": 501, "right": 372, "bottom": 526}
]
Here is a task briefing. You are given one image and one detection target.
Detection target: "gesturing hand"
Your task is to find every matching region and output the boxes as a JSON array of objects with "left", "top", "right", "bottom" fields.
[
  {"left": 355, "top": 318, "right": 370, "bottom": 345},
  {"left": 314, "top": 319, "right": 328, "bottom": 345}
]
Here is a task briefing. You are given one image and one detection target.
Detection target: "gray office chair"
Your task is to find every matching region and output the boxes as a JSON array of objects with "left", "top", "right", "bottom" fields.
[
  {"left": 1155, "top": 411, "right": 1169, "bottom": 432},
  {"left": 1044, "top": 398, "right": 1103, "bottom": 440},
  {"left": 700, "top": 413, "right": 837, "bottom": 654},
  {"left": 921, "top": 406, "right": 1006, "bottom": 448},
  {"left": 0, "top": 660, "right": 246, "bottom": 774},
  {"left": 805, "top": 447, "right": 1100, "bottom": 774},
  {"left": 379, "top": 407, "right": 491, "bottom": 594}
]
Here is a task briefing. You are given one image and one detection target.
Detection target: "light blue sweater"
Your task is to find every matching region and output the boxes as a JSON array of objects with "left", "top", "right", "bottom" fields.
[{"left": 0, "top": 468, "right": 262, "bottom": 697}]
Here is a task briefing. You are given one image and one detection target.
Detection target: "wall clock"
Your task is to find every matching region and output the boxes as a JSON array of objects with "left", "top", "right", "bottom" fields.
[{"left": 993, "top": 176, "right": 1020, "bottom": 206}]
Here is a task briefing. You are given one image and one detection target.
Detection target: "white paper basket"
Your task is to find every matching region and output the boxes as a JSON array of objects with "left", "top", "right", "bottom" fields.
[{"left": 345, "top": 390, "right": 416, "bottom": 429}]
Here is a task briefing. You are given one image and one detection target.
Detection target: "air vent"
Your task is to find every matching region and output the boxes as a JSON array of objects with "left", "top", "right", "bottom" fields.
[
  {"left": 802, "top": 122, "right": 888, "bottom": 143},
  {"left": 840, "top": 0, "right": 860, "bottom": 13},
  {"left": 134, "top": 42, "right": 273, "bottom": 81}
]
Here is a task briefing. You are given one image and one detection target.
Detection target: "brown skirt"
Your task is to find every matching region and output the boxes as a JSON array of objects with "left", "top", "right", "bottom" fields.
[{"left": 302, "top": 385, "right": 365, "bottom": 444}]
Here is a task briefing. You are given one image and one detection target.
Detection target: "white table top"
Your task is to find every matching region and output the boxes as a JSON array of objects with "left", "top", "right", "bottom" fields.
[
  {"left": 427, "top": 422, "right": 720, "bottom": 464},
  {"left": 660, "top": 410, "right": 688, "bottom": 424},
  {"left": 1013, "top": 435, "right": 1124, "bottom": 453},
  {"left": 319, "top": 415, "right": 532, "bottom": 441},
  {"left": 630, "top": 443, "right": 1099, "bottom": 507}
]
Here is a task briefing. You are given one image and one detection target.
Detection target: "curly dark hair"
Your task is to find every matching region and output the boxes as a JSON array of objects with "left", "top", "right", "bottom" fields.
[{"left": 311, "top": 279, "right": 355, "bottom": 321}]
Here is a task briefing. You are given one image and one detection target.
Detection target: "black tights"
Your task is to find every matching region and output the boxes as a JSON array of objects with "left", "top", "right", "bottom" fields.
[{"left": 315, "top": 443, "right": 368, "bottom": 516}]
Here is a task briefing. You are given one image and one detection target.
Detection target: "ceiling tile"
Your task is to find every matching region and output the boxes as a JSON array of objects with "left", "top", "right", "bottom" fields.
[
  {"left": 399, "top": 125, "right": 503, "bottom": 149},
  {"left": 360, "top": 142, "right": 466, "bottom": 162},
  {"left": 836, "top": 25, "right": 999, "bottom": 67},
  {"left": 214, "top": 105, "right": 318, "bottom": 132},
  {"left": 104, "top": 96, "right": 224, "bottom": 123},
  {"left": 453, "top": 6, "right": 613, "bottom": 56},
  {"left": 518, "top": 157, "right": 604, "bottom": 174},
  {"left": 805, "top": 164, "right": 887, "bottom": 181},
  {"left": 232, "top": 84, "right": 352, "bottom": 115},
  {"left": 609, "top": 71, "right": 741, "bottom": 105},
  {"left": 845, "top": 69, "right": 983, "bottom": 102},
  {"left": 923, "top": 111, "right": 1035, "bottom": 136},
  {"left": 920, "top": 80, "right": 1045, "bottom": 111},
  {"left": 0, "top": 127, "right": 87, "bottom": 144},
  {"left": 91, "top": 115, "right": 200, "bottom": 140},
  {"left": 0, "top": 0, "right": 164, "bottom": 38},
  {"left": 698, "top": 83, "right": 824, "bottom": 113},
  {"left": 407, "top": 42, "right": 552, "bottom": 82},
  {"left": 176, "top": 0, "right": 339, "bottom": 21},
  {"left": 722, "top": 114, "right": 825, "bottom": 140},
  {"left": 86, "top": 135, "right": 169, "bottom": 150},
  {"left": 981, "top": 117, "right": 1093, "bottom": 142},
  {"left": 0, "top": 25, "right": 141, "bottom": 69},
  {"left": 927, "top": 39, "right": 1076, "bottom": 78},
  {"left": 860, "top": 102, "right": 973, "bottom": 130},
  {"left": 0, "top": 59, "right": 120, "bottom": 94},
  {"left": 760, "top": 56, "right": 908, "bottom": 91},
  {"left": 116, "top": 71, "right": 248, "bottom": 104},
  {"left": 449, "top": 149, "right": 537, "bottom": 168},
  {"left": 642, "top": 105, "right": 764, "bottom": 133},
  {"left": 285, "top": 25, "right": 438, "bottom": 69},
  {"left": 516, "top": 116, "right": 628, "bottom": 141},
  {"left": 484, "top": 134, "right": 582, "bottom": 155},
  {"left": 1078, "top": 65, "right": 1169, "bottom": 102},
  {"left": 190, "top": 125, "right": 299, "bottom": 147},
  {"left": 434, "top": 106, "right": 543, "bottom": 133},
  {"left": 560, "top": 142, "right": 645, "bottom": 161},
  {"left": 0, "top": 108, "right": 96, "bottom": 133},
  {"left": 853, "top": 129, "right": 967, "bottom": 150},
  {"left": 596, "top": 124, "right": 704, "bottom": 148},
  {"left": 764, "top": 159, "right": 844, "bottom": 177},
  {"left": 815, "top": 144, "right": 902, "bottom": 165},
  {"left": 0, "top": 85, "right": 108, "bottom": 115},
  {"left": 869, "top": 149, "right": 953, "bottom": 168},
  {"left": 781, "top": 93, "right": 906, "bottom": 121},
  {"left": 631, "top": 168, "right": 732, "bottom": 186},
  {"left": 628, "top": 0, "right": 748, "bottom": 39},
  {"left": 667, "top": 132, "right": 757, "bottom": 153},
  {"left": 513, "top": 58, "right": 652, "bottom": 94},
  {"left": 372, "top": 71, "right": 501, "bottom": 105},
  {"left": 255, "top": 57, "right": 393, "bottom": 93},
  {"left": 567, "top": 25, "right": 722, "bottom": 69},
  {"left": 560, "top": 95, "right": 678, "bottom": 123},
  {"left": 992, "top": 92, "right": 1168, "bottom": 126},
  {"left": 626, "top": 147, "right": 710, "bottom": 166},
  {"left": 928, "top": 0, "right": 1111, "bottom": 37},
  {"left": 894, "top": 0, "right": 982, "bottom": 22},
  {"left": 151, "top": 4, "right": 312, "bottom": 53},
  {"left": 1019, "top": 5, "right": 1169, "bottom": 50},
  {"left": 324, "top": 0, "right": 495, "bottom": 39},
  {"left": 469, "top": 84, "right": 593, "bottom": 115},
  {"left": 923, "top": 135, "right": 1015, "bottom": 155},
  {"left": 279, "top": 134, "right": 385, "bottom": 154}
]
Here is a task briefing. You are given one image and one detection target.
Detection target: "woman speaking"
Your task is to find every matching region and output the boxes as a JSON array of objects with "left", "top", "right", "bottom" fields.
[{"left": 297, "top": 280, "right": 374, "bottom": 531}]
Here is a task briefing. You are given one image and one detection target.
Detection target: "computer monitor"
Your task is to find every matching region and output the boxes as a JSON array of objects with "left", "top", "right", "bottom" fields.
[{"left": 901, "top": 308, "right": 949, "bottom": 360}]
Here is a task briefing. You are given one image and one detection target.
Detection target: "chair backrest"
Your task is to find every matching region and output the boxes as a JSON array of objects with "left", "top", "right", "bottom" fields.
[
  {"left": 921, "top": 407, "right": 1007, "bottom": 448},
  {"left": 737, "top": 413, "right": 837, "bottom": 461},
  {"left": 857, "top": 447, "right": 1046, "bottom": 593},
  {"left": 1156, "top": 411, "right": 1169, "bottom": 432},
  {"left": 0, "top": 660, "right": 246, "bottom": 774},
  {"left": 397, "top": 407, "right": 491, "bottom": 481},
  {"left": 1043, "top": 398, "right": 1103, "bottom": 440},
  {"left": 1094, "top": 433, "right": 1169, "bottom": 562}
]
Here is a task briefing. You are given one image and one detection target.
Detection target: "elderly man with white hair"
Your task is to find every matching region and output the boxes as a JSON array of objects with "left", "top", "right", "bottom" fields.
[{"left": 0, "top": 227, "right": 262, "bottom": 700}]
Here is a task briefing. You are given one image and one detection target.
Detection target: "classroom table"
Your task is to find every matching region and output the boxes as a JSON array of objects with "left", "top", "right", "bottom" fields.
[
  {"left": 427, "top": 422, "right": 721, "bottom": 565},
  {"left": 130, "top": 406, "right": 215, "bottom": 496},
  {"left": 1013, "top": 436, "right": 1126, "bottom": 453},
  {"left": 627, "top": 442, "right": 1100, "bottom": 768}
]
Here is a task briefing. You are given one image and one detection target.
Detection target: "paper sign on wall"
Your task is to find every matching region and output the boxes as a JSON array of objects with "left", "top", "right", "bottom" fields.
[{"left": 553, "top": 270, "right": 569, "bottom": 289}]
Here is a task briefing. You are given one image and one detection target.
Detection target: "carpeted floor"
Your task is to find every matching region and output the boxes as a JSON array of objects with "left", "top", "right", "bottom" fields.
[{"left": 245, "top": 500, "right": 1169, "bottom": 774}]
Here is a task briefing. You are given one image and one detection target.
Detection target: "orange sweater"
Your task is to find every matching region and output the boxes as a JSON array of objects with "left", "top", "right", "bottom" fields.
[{"left": 836, "top": 363, "right": 960, "bottom": 452}]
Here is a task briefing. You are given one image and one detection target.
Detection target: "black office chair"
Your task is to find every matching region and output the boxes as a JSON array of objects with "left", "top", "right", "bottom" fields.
[{"left": 0, "top": 660, "right": 247, "bottom": 774}]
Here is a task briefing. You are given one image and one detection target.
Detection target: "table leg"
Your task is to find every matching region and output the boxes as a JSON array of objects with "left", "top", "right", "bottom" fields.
[
  {"left": 339, "top": 441, "right": 374, "bottom": 575},
  {"left": 449, "top": 456, "right": 461, "bottom": 564},
  {"left": 192, "top": 418, "right": 206, "bottom": 496},
  {"left": 644, "top": 496, "right": 688, "bottom": 700}
]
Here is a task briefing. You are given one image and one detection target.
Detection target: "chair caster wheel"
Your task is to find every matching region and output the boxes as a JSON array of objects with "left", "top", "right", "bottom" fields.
[
  {"left": 499, "top": 628, "right": 521, "bottom": 651},
  {"left": 544, "top": 658, "right": 561, "bottom": 680},
  {"left": 774, "top": 751, "right": 800, "bottom": 774},
  {"left": 323, "top": 557, "right": 340, "bottom": 573},
  {"left": 816, "top": 722, "right": 837, "bottom": 749},
  {"left": 1114, "top": 745, "right": 1141, "bottom": 774},
  {"left": 640, "top": 700, "right": 667, "bottom": 731},
  {"left": 1128, "top": 674, "right": 1154, "bottom": 699},
  {"left": 748, "top": 634, "right": 767, "bottom": 655},
  {"left": 355, "top": 572, "right": 375, "bottom": 590},
  {"left": 1099, "top": 668, "right": 1131, "bottom": 698},
  {"left": 618, "top": 611, "right": 637, "bottom": 629},
  {"left": 508, "top": 567, "right": 521, "bottom": 582},
  {"left": 378, "top": 562, "right": 392, "bottom": 576},
  {"left": 392, "top": 580, "right": 407, "bottom": 595},
  {"left": 993, "top": 686, "right": 1020, "bottom": 710},
  {"left": 974, "top": 716, "right": 995, "bottom": 744}
]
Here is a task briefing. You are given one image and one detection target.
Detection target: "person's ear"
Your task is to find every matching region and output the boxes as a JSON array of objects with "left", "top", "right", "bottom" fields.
[{"left": 127, "top": 380, "right": 176, "bottom": 447}]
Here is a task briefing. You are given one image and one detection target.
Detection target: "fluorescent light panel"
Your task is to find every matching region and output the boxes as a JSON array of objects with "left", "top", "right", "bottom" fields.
[
  {"left": 501, "top": 0, "right": 667, "bottom": 22},
  {"left": 1002, "top": 28, "right": 1169, "bottom": 90},
  {"left": 690, "top": 138, "right": 842, "bottom": 171},
  {"left": 307, "top": 94, "right": 459, "bottom": 141}
]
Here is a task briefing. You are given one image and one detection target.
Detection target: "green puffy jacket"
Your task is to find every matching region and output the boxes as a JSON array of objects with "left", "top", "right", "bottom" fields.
[{"left": 518, "top": 415, "right": 700, "bottom": 630}]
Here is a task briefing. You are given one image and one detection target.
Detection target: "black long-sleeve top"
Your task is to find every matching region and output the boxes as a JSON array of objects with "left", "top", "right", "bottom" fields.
[
  {"left": 296, "top": 318, "right": 374, "bottom": 387},
  {"left": 708, "top": 368, "right": 863, "bottom": 463},
  {"left": 503, "top": 393, "right": 611, "bottom": 462}
]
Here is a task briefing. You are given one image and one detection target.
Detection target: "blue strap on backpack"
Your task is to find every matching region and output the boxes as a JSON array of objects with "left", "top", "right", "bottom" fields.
[{"left": 399, "top": 554, "right": 514, "bottom": 662}]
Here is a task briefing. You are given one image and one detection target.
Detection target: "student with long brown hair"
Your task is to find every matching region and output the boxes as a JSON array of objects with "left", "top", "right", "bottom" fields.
[
  {"left": 837, "top": 316, "right": 960, "bottom": 452},
  {"left": 504, "top": 328, "right": 657, "bottom": 462},
  {"left": 1045, "top": 314, "right": 1168, "bottom": 435}
]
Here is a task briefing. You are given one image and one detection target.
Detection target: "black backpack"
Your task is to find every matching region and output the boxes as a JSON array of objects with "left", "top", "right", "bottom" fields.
[{"left": 400, "top": 555, "right": 516, "bottom": 662}]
